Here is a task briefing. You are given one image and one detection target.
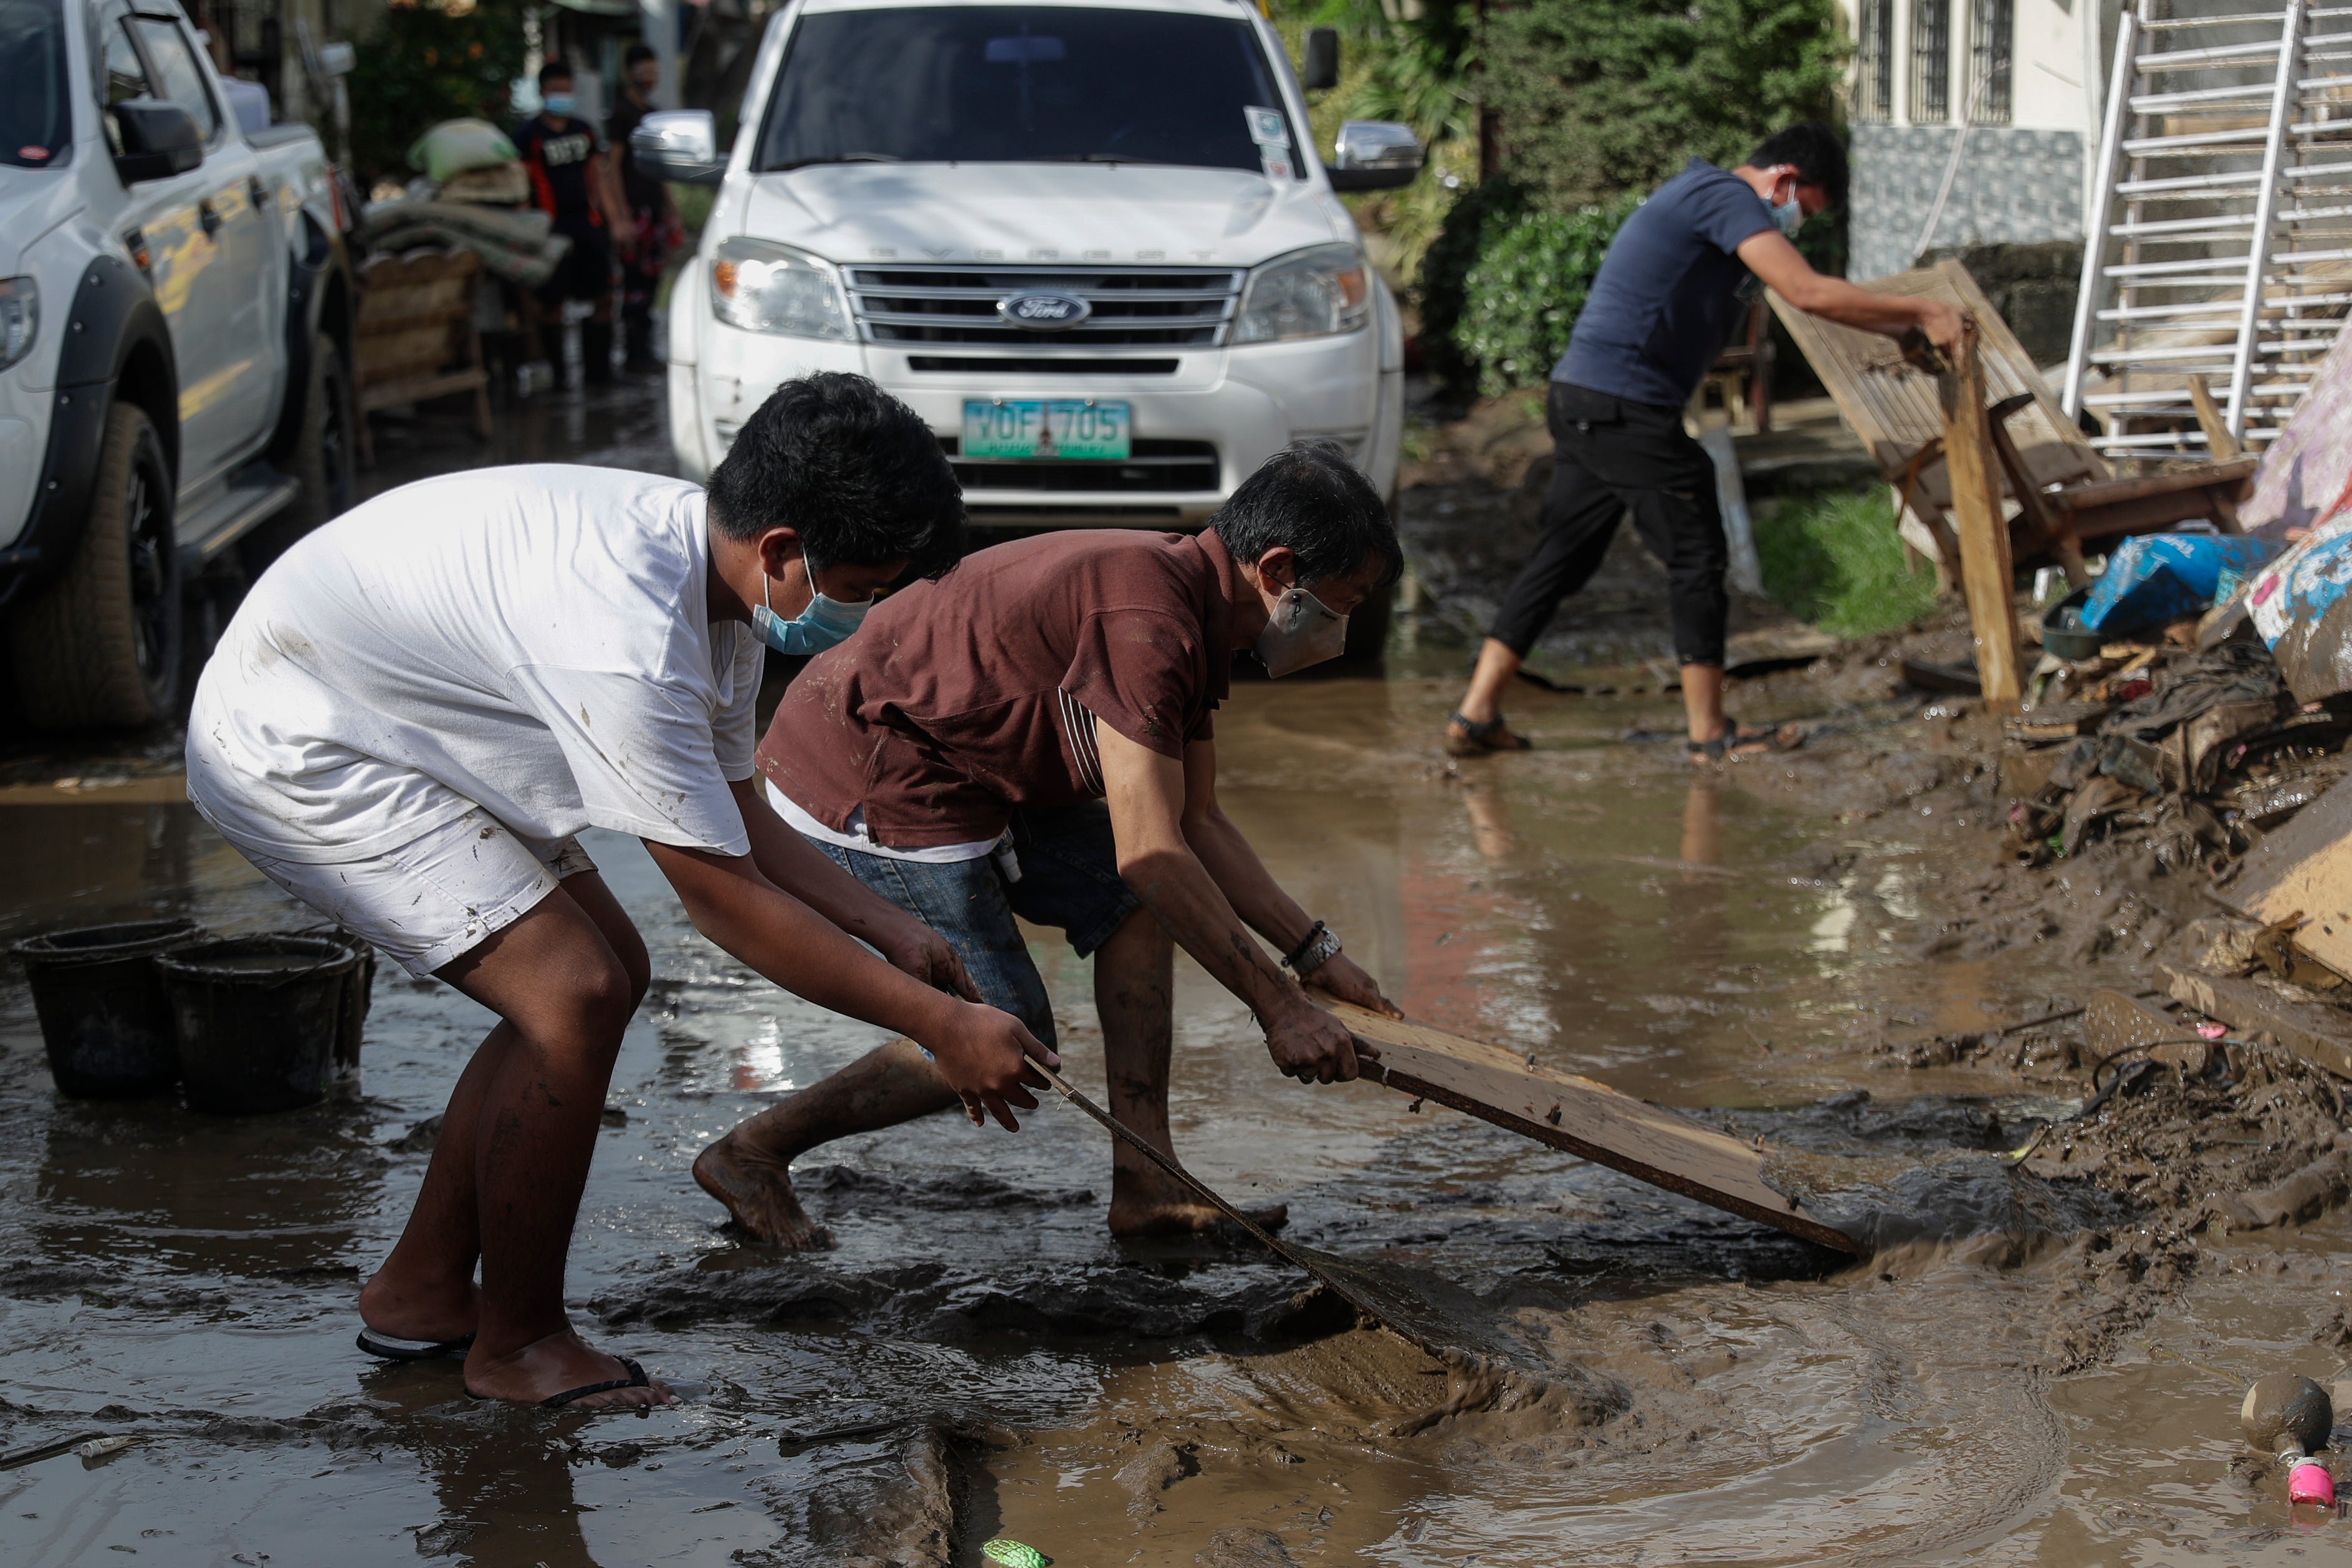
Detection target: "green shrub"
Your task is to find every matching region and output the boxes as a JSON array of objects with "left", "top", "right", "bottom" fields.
[
  {"left": 347, "top": 1, "right": 528, "bottom": 189},
  {"left": 1754, "top": 488, "right": 1938, "bottom": 638},
  {"left": 1453, "top": 192, "right": 1640, "bottom": 397},
  {"left": 1481, "top": 0, "right": 1847, "bottom": 209}
]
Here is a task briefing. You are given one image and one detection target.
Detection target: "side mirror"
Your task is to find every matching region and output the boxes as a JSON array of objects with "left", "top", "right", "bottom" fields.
[
  {"left": 1302, "top": 26, "right": 1340, "bottom": 92},
  {"left": 110, "top": 100, "right": 203, "bottom": 184},
  {"left": 632, "top": 109, "right": 726, "bottom": 188},
  {"left": 1324, "top": 119, "right": 1423, "bottom": 193}
]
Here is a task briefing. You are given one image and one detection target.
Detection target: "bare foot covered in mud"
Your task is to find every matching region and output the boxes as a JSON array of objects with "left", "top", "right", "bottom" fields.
[
  {"left": 1109, "top": 1172, "right": 1289, "bottom": 1239},
  {"left": 694, "top": 1129, "right": 835, "bottom": 1249},
  {"left": 464, "top": 1329, "right": 676, "bottom": 1409},
  {"left": 358, "top": 1269, "right": 479, "bottom": 1347}
]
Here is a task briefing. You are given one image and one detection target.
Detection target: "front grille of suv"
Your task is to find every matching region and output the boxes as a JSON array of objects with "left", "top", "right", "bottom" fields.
[
  {"left": 939, "top": 437, "right": 1219, "bottom": 494},
  {"left": 847, "top": 265, "right": 1245, "bottom": 348}
]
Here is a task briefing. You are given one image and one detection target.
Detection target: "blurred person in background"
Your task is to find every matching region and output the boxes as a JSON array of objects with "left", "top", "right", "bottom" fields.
[
  {"left": 516, "top": 59, "right": 634, "bottom": 385},
  {"left": 604, "top": 42, "right": 684, "bottom": 375}
]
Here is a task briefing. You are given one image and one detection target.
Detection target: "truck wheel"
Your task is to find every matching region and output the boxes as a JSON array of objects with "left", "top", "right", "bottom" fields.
[
  {"left": 242, "top": 332, "right": 355, "bottom": 573},
  {"left": 9, "top": 402, "right": 182, "bottom": 729}
]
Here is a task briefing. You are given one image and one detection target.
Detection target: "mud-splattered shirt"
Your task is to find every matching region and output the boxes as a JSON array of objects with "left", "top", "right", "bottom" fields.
[
  {"left": 759, "top": 529, "right": 1240, "bottom": 849},
  {"left": 186, "top": 466, "right": 762, "bottom": 863}
]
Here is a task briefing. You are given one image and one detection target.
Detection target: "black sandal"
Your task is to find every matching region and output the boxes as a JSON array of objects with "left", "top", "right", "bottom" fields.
[
  {"left": 461, "top": 1354, "right": 662, "bottom": 1408},
  {"left": 356, "top": 1328, "right": 475, "bottom": 1362},
  {"left": 1686, "top": 723, "right": 1804, "bottom": 763},
  {"left": 1445, "top": 710, "right": 1532, "bottom": 757},
  {"left": 538, "top": 1356, "right": 655, "bottom": 1409}
]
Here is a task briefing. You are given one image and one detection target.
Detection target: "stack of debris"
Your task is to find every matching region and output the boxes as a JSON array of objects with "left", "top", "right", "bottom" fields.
[
  {"left": 1999, "top": 634, "right": 2350, "bottom": 872},
  {"left": 361, "top": 119, "right": 571, "bottom": 289}
]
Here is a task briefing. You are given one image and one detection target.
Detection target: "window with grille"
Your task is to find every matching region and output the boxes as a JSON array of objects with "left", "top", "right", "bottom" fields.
[
  {"left": 1852, "top": 0, "right": 1895, "bottom": 123},
  {"left": 1910, "top": 0, "right": 1951, "bottom": 123},
  {"left": 1968, "top": 0, "right": 2013, "bottom": 123}
]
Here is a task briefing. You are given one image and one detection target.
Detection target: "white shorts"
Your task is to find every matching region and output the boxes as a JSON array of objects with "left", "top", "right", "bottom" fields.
[{"left": 240, "top": 806, "right": 597, "bottom": 977}]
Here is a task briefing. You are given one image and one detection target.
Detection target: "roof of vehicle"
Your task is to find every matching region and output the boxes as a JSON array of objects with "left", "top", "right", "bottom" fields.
[{"left": 796, "top": 0, "right": 1266, "bottom": 19}]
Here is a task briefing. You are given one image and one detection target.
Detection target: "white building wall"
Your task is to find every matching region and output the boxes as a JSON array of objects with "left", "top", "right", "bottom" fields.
[{"left": 1838, "top": 0, "right": 2101, "bottom": 283}]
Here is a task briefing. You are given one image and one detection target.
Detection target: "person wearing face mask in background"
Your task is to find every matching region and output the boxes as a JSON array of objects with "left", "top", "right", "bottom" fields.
[
  {"left": 184, "top": 375, "right": 1052, "bottom": 1408},
  {"left": 1443, "top": 122, "right": 1969, "bottom": 763},
  {"left": 603, "top": 43, "right": 684, "bottom": 375},
  {"left": 515, "top": 60, "right": 636, "bottom": 386},
  {"left": 694, "top": 443, "right": 1408, "bottom": 1250}
]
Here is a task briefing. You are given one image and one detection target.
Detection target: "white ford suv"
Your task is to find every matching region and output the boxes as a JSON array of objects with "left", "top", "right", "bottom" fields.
[{"left": 639, "top": 0, "right": 1418, "bottom": 550}]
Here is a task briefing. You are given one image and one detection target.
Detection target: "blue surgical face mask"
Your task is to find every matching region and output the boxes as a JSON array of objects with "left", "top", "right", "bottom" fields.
[
  {"left": 1768, "top": 174, "right": 1804, "bottom": 237},
  {"left": 544, "top": 92, "right": 577, "bottom": 118},
  {"left": 753, "top": 561, "right": 871, "bottom": 656}
]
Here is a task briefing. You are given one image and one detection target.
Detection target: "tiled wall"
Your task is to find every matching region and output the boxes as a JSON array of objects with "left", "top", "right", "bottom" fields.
[{"left": 1848, "top": 124, "right": 2086, "bottom": 282}]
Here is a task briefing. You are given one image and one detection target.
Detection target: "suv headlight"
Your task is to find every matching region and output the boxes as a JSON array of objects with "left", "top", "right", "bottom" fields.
[
  {"left": 1231, "top": 243, "right": 1369, "bottom": 345},
  {"left": 710, "top": 238, "right": 850, "bottom": 340},
  {"left": 0, "top": 277, "right": 37, "bottom": 373}
]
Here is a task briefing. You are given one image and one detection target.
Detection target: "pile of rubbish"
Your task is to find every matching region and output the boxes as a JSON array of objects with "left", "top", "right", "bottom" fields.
[
  {"left": 1998, "top": 631, "right": 2346, "bottom": 873},
  {"left": 362, "top": 119, "right": 570, "bottom": 288}
]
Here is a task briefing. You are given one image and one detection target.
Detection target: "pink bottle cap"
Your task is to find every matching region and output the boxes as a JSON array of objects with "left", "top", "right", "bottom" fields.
[{"left": 2288, "top": 1456, "right": 2336, "bottom": 1508}]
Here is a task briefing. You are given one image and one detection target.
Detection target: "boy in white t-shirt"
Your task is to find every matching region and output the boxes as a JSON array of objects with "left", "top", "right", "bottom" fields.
[{"left": 187, "top": 374, "right": 1053, "bottom": 1409}]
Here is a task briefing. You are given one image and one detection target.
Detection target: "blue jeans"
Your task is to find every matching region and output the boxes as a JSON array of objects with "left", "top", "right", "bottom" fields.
[{"left": 803, "top": 802, "right": 1142, "bottom": 1051}]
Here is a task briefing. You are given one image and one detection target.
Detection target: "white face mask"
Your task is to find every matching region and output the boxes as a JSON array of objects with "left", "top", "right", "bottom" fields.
[{"left": 1255, "top": 585, "right": 1349, "bottom": 677}]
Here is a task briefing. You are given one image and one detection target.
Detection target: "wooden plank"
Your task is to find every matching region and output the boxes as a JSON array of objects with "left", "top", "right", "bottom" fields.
[
  {"left": 358, "top": 367, "right": 489, "bottom": 413},
  {"left": 2162, "top": 965, "right": 2352, "bottom": 1080},
  {"left": 2083, "top": 988, "right": 2211, "bottom": 1077},
  {"left": 1941, "top": 332, "right": 2025, "bottom": 713},
  {"left": 2221, "top": 773, "right": 2352, "bottom": 977},
  {"left": 1320, "top": 1000, "right": 1860, "bottom": 1253}
]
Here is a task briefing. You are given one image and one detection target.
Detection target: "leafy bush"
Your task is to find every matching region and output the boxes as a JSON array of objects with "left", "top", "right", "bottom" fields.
[
  {"left": 347, "top": 0, "right": 528, "bottom": 188},
  {"left": 1481, "top": 0, "right": 1847, "bottom": 209},
  {"left": 1754, "top": 488, "right": 1938, "bottom": 638},
  {"left": 1452, "top": 192, "right": 1640, "bottom": 397}
]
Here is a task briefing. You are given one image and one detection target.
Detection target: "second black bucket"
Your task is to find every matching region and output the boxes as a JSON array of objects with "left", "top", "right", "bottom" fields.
[
  {"left": 10, "top": 919, "right": 202, "bottom": 1098},
  {"left": 159, "top": 936, "right": 363, "bottom": 1114}
]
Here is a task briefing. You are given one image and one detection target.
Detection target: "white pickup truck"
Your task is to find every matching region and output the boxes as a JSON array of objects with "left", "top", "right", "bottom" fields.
[
  {"left": 0, "top": 0, "right": 356, "bottom": 729},
  {"left": 637, "top": 0, "right": 1420, "bottom": 639}
]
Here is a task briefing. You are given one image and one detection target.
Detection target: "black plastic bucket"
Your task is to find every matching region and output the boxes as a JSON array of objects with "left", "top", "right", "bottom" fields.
[
  {"left": 10, "top": 919, "right": 203, "bottom": 1098},
  {"left": 158, "top": 936, "right": 363, "bottom": 1114}
]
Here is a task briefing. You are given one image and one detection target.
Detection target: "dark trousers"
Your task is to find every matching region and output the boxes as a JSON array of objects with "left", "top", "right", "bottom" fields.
[{"left": 1489, "top": 380, "right": 1728, "bottom": 667}]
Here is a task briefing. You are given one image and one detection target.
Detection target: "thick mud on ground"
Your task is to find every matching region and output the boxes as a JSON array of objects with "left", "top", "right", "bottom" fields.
[{"left": 8, "top": 670, "right": 2352, "bottom": 1566}]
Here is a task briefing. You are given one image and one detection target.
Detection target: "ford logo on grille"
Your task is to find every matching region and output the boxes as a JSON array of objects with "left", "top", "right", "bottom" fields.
[{"left": 998, "top": 290, "right": 1091, "bottom": 330}]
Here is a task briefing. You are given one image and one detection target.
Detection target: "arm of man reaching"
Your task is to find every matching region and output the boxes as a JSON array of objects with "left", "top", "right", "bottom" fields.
[
  {"left": 1736, "top": 230, "right": 1967, "bottom": 355},
  {"left": 1096, "top": 721, "right": 1394, "bottom": 1085},
  {"left": 642, "top": 804, "right": 1053, "bottom": 1129}
]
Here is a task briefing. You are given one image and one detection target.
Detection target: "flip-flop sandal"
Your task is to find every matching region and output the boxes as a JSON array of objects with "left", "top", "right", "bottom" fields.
[
  {"left": 1444, "top": 710, "right": 1532, "bottom": 757},
  {"left": 356, "top": 1327, "right": 476, "bottom": 1362},
  {"left": 463, "top": 1355, "right": 662, "bottom": 1408},
  {"left": 538, "top": 1356, "right": 656, "bottom": 1410},
  {"left": 1687, "top": 723, "right": 1805, "bottom": 762}
]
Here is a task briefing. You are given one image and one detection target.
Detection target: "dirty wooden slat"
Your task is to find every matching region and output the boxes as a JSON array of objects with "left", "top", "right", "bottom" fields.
[
  {"left": 2163, "top": 965, "right": 2352, "bottom": 1080},
  {"left": 2221, "top": 773, "right": 2352, "bottom": 977},
  {"left": 1319, "top": 1000, "right": 1860, "bottom": 1253},
  {"left": 1941, "top": 335, "right": 2025, "bottom": 712}
]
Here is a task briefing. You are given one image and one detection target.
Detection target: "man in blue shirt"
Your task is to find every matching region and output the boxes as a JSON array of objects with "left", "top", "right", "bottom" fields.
[{"left": 1444, "top": 123, "right": 1966, "bottom": 762}]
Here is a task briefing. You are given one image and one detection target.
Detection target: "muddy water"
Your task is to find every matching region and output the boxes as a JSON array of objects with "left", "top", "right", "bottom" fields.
[{"left": 0, "top": 677, "right": 2342, "bottom": 1565}]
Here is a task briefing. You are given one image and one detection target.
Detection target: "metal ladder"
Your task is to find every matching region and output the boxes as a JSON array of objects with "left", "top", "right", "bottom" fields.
[{"left": 2062, "top": 0, "right": 2352, "bottom": 459}]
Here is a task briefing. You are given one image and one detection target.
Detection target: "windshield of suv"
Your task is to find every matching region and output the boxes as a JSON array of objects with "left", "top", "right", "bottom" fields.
[
  {"left": 1, "top": 0, "right": 73, "bottom": 169},
  {"left": 757, "top": 6, "right": 1301, "bottom": 177}
]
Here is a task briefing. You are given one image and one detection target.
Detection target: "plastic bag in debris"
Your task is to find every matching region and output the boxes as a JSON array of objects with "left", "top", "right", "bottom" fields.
[
  {"left": 407, "top": 120, "right": 520, "bottom": 184},
  {"left": 2080, "top": 533, "right": 2284, "bottom": 634}
]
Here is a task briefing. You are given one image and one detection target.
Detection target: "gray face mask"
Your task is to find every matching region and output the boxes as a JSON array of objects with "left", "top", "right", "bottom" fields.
[
  {"left": 1255, "top": 585, "right": 1349, "bottom": 677},
  {"left": 1768, "top": 174, "right": 1804, "bottom": 237}
]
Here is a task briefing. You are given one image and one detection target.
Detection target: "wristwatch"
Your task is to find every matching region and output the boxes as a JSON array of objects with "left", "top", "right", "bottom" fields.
[{"left": 1283, "top": 919, "right": 1342, "bottom": 977}]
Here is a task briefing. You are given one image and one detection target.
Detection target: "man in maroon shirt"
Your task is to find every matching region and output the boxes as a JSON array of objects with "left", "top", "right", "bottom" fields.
[{"left": 696, "top": 446, "right": 1404, "bottom": 1243}]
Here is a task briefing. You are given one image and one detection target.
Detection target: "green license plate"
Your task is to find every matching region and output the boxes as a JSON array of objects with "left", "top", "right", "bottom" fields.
[{"left": 962, "top": 399, "right": 1131, "bottom": 460}]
